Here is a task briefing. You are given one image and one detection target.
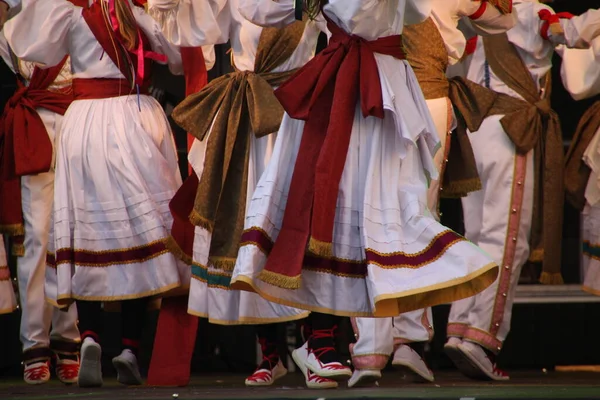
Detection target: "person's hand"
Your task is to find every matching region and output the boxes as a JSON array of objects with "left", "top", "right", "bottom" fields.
[{"left": 0, "top": 1, "right": 9, "bottom": 31}]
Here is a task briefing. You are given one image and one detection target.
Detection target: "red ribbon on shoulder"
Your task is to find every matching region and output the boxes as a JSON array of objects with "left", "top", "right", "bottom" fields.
[{"left": 538, "top": 9, "right": 574, "bottom": 40}]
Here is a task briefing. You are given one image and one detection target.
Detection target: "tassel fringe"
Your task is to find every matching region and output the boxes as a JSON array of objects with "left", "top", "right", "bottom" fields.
[
  {"left": 441, "top": 178, "right": 482, "bottom": 199},
  {"left": 164, "top": 236, "right": 193, "bottom": 266},
  {"left": 539, "top": 271, "right": 564, "bottom": 285},
  {"left": 528, "top": 248, "right": 544, "bottom": 263},
  {"left": 0, "top": 223, "right": 24, "bottom": 236},
  {"left": 307, "top": 236, "right": 333, "bottom": 258},
  {"left": 188, "top": 209, "right": 214, "bottom": 232},
  {"left": 258, "top": 269, "right": 301, "bottom": 290},
  {"left": 209, "top": 256, "right": 237, "bottom": 272},
  {"left": 12, "top": 243, "right": 24, "bottom": 257}
]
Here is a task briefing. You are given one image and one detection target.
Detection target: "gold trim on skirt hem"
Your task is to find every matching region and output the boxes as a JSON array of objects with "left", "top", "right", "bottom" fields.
[
  {"left": 232, "top": 263, "right": 498, "bottom": 317},
  {"left": 0, "top": 306, "right": 17, "bottom": 315},
  {"left": 164, "top": 235, "right": 193, "bottom": 265},
  {"left": 209, "top": 256, "right": 237, "bottom": 272},
  {"left": 0, "top": 223, "right": 24, "bottom": 236},
  {"left": 55, "top": 282, "right": 181, "bottom": 306},
  {"left": 186, "top": 309, "right": 310, "bottom": 326}
]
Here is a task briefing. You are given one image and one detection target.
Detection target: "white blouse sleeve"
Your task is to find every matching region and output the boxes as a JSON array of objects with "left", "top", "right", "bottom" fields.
[
  {"left": 547, "top": 8, "right": 600, "bottom": 49},
  {"left": 134, "top": 7, "right": 183, "bottom": 75},
  {"left": 148, "top": 0, "right": 230, "bottom": 47},
  {"left": 3, "top": 0, "right": 74, "bottom": 68},
  {"left": 462, "top": 0, "right": 517, "bottom": 36},
  {"left": 558, "top": 37, "right": 600, "bottom": 101},
  {"left": 238, "top": 0, "right": 297, "bottom": 28}
]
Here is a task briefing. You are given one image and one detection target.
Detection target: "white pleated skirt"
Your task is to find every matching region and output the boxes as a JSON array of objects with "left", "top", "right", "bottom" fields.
[
  {"left": 186, "top": 131, "right": 309, "bottom": 324},
  {"left": 230, "top": 60, "right": 499, "bottom": 317},
  {"left": 0, "top": 239, "right": 17, "bottom": 314},
  {"left": 45, "top": 94, "right": 189, "bottom": 306}
]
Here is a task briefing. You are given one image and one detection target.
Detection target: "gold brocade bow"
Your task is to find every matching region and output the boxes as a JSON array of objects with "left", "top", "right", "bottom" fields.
[
  {"left": 564, "top": 101, "right": 600, "bottom": 211},
  {"left": 170, "top": 68, "right": 294, "bottom": 271},
  {"left": 482, "top": 33, "right": 564, "bottom": 285}
]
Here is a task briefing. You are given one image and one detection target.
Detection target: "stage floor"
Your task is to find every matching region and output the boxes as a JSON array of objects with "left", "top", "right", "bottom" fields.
[{"left": 1, "top": 371, "right": 600, "bottom": 400}]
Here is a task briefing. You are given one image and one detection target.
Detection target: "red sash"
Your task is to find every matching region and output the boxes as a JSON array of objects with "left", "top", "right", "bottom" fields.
[
  {"left": 81, "top": 0, "right": 153, "bottom": 92},
  {"left": 261, "top": 16, "right": 406, "bottom": 288}
]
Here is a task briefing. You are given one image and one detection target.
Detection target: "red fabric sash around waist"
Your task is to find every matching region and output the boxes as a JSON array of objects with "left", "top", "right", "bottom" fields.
[
  {"left": 260, "top": 17, "right": 406, "bottom": 288},
  {"left": 72, "top": 78, "right": 150, "bottom": 100}
]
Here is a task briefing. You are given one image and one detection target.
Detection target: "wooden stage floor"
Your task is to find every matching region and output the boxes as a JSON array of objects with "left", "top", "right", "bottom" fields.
[{"left": 1, "top": 370, "right": 600, "bottom": 400}]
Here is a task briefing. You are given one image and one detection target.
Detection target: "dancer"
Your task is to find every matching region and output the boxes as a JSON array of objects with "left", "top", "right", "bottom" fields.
[
  {"left": 231, "top": 0, "right": 500, "bottom": 388},
  {"left": 445, "top": 0, "right": 600, "bottom": 381},
  {"left": 561, "top": 37, "right": 600, "bottom": 296},
  {"left": 350, "top": 0, "right": 516, "bottom": 387},
  {"left": 147, "top": 0, "right": 323, "bottom": 387},
  {"left": 5, "top": 0, "right": 185, "bottom": 388},
  {"left": 0, "top": 0, "right": 82, "bottom": 385}
]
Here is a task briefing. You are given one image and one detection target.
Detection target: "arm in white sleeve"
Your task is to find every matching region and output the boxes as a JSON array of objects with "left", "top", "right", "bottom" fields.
[
  {"left": 558, "top": 37, "right": 600, "bottom": 101},
  {"left": 2, "top": 0, "right": 20, "bottom": 9},
  {"left": 404, "top": 0, "right": 431, "bottom": 26},
  {"left": 148, "top": 0, "right": 230, "bottom": 47},
  {"left": 546, "top": 8, "right": 600, "bottom": 49},
  {"left": 464, "top": 1, "right": 517, "bottom": 36},
  {"left": 3, "top": 0, "right": 72, "bottom": 68},
  {"left": 238, "top": 0, "right": 297, "bottom": 28},
  {"left": 135, "top": 6, "right": 183, "bottom": 75}
]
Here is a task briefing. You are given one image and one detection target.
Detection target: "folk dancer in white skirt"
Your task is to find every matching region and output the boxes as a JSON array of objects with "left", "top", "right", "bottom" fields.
[
  {"left": 230, "top": 0, "right": 501, "bottom": 389},
  {"left": 561, "top": 37, "right": 600, "bottom": 297},
  {"left": 0, "top": 0, "right": 82, "bottom": 385},
  {"left": 5, "top": 0, "right": 186, "bottom": 388},
  {"left": 444, "top": 0, "right": 600, "bottom": 381},
  {"left": 148, "top": 0, "right": 326, "bottom": 387},
  {"left": 350, "top": 0, "right": 516, "bottom": 387}
]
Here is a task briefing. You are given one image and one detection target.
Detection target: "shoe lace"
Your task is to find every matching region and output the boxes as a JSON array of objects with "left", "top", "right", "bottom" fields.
[
  {"left": 307, "top": 370, "right": 334, "bottom": 383},
  {"left": 25, "top": 363, "right": 49, "bottom": 381},
  {"left": 309, "top": 327, "right": 337, "bottom": 362},
  {"left": 247, "top": 369, "right": 272, "bottom": 382},
  {"left": 258, "top": 338, "right": 279, "bottom": 370}
]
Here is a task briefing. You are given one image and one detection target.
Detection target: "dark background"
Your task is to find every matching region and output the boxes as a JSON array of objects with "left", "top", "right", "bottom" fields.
[{"left": 1, "top": 0, "right": 600, "bottom": 379}]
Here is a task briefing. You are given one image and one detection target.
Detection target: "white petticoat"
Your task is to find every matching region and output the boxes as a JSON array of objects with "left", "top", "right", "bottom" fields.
[
  {"left": 45, "top": 94, "right": 189, "bottom": 305},
  {"left": 0, "top": 239, "right": 17, "bottom": 314},
  {"left": 187, "top": 131, "right": 308, "bottom": 324},
  {"left": 230, "top": 60, "right": 498, "bottom": 317}
]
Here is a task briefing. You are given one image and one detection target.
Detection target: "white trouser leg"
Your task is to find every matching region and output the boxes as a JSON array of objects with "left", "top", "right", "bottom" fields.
[
  {"left": 425, "top": 98, "right": 453, "bottom": 219},
  {"left": 451, "top": 115, "right": 534, "bottom": 353},
  {"left": 392, "top": 309, "right": 433, "bottom": 347},
  {"left": 18, "top": 109, "right": 79, "bottom": 361},
  {"left": 350, "top": 317, "right": 393, "bottom": 370}
]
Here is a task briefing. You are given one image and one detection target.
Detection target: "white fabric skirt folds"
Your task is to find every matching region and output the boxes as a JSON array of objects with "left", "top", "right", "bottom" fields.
[
  {"left": 45, "top": 94, "right": 189, "bottom": 306},
  {"left": 231, "top": 60, "right": 499, "bottom": 317},
  {"left": 187, "top": 132, "right": 309, "bottom": 324}
]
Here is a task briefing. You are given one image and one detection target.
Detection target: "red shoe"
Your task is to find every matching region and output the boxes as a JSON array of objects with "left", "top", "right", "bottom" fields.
[
  {"left": 293, "top": 338, "right": 351, "bottom": 381},
  {"left": 56, "top": 358, "right": 80, "bottom": 385},
  {"left": 24, "top": 361, "right": 51, "bottom": 385},
  {"left": 245, "top": 360, "right": 287, "bottom": 386}
]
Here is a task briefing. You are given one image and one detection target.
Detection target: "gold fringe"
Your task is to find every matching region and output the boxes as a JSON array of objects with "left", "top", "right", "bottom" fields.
[
  {"left": 188, "top": 209, "right": 214, "bottom": 232},
  {"left": 539, "top": 271, "right": 564, "bottom": 285},
  {"left": 528, "top": 248, "right": 544, "bottom": 263},
  {"left": 308, "top": 236, "right": 333, "bottom": 258},
  {"left": 258, "top": 269, "right": 302, "bottom": 290},
  {"left": 164, "top": 235, "right": 193, "bottom": 265},
  {"left": 0, "top": 223, "right": 24, "bottom": 236},
  {"left": 209, "top": 256, "right": 236, "bottom": 272},
  {"left": 441, "top": 178, "right": 482, "bottom": 199},
  {"left": 12, "top": 243, "right": 24, "bottom": 257}
]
